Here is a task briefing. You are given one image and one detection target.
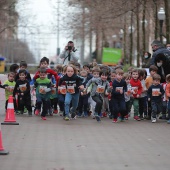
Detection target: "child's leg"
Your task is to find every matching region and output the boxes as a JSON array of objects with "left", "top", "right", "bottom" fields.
[
  {"left": 5, "top": 99, "right": 8, "bottom": 110},
  {"left": 119, "top": 99, "right": 126, "bottom": 119},
  {"left": 133, "top": 98, "right": 139, "bottom": 117},
  {"left": 18, "top": 95, "right": 24, "bottom": 113},
  {"left": 53, "top": 97, "right": 58, "bottom": 111},
  {"left": 112, "top": 98, "right": 119, "bottom": 120},
  {"left": 83, "top": 96, "right": 89, "bottom": 116},
  {"left": 138, "top": 98, "right": 144, "bottom": 117},
  {"left": 78, "top": 96, "right": 83, "bottom": 116},
  {"left": 143, "top": 96, "right": 148, "bottom": 117},
  {"left": 151, "top": 102, "right": 157, "bottom": 119},
  {"left": 147, "top": 100, "right": 152, "bottom": 119},
  {"left": 64, "top": 93, "right": 72, "bottom": 117},
  {"left": 167, "top": 100, "right": 170, "bottom": 122},
  {"left": 162, "top": 101, "right": 167, "bottom": 119},
  {"left": 25, "top": 96, "right": 32, "bottom": 113},
  {"left": 41, "top": 99, "right": 48, "bottom": 117},
  {"left": 92, "top": 95, "right": 103, "bottom": 116},
  {"left": 71, "top": 93, "right": 79, "bottom": 113},
  {"left": 58, "top": 94, "right": 65, "bottom": 112}
]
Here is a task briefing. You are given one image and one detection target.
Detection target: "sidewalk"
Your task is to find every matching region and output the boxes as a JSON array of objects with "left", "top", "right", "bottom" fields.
[{"left": 0, "top": 74, "right": 170, "bottom": 170}]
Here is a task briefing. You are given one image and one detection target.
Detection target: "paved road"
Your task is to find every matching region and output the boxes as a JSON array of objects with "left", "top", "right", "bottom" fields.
[{"left": 0, "top": 74, "right": 170, "bottom": 170}]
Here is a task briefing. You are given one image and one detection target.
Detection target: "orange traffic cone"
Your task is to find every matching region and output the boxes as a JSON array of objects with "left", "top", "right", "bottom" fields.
[
  {"left": 0, "top": 125, "right": 9, "bottom": 155},
  {"left": 1, "top": 95, "right": 19, "bottom": 125}
]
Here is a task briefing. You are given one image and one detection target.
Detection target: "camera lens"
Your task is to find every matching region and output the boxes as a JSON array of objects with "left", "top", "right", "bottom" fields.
[{"left": 68, "top": 46, "right": 72, "bottom": 50}]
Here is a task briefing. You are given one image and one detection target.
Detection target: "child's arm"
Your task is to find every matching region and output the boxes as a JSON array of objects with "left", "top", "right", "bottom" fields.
[
  {"left": 160, "top": 85, "right": 165, "bottom": 96},
  {"left": 147, "top": 86, "right": 152, "bottom": 101},
  {"left": 166, "top": 84, "right": 170, "bottom": 97},
  {"left": 46, "top": 68, "right": 60, "bottom": 86}
]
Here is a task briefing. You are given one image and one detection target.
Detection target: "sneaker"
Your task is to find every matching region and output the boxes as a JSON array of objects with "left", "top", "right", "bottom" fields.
[
  {"left": 134, "top": 116, "right": 141, "bottom": 121},
  {"left": 24, "top": 107, "right": 27, "bottom": 113},
  {"left": 35, "top": 109, "right": 40, "bottom": 116},
  {"left": 48, "top": 108, "right": 53, "bottom": 116},
  {"left": 71, "top": 112, "right": 76, "bottom": 119},
  {"left": 64, "top": 116, "right": 70, "bottom": 121},
  {"left": 139, "top": 115, "right": 144, "bottom": 120},
  {"left": 53, "top": 110, "right": 58, "bottom": 114},
  {"left": 16, "top": 110, "right": 20, "bottom": 115},
  {"left": 167, "top": 119, "right": 170, "bottom": 124},
  {"left": 144, "top": 115, "right": 147, "bottom": 120},
  {"left": 124, "top": 115, "right": 128, "bottom": 120},
  {"left": 146, "top": 116, "right": 151, "bottom": 120},
  {"left": 20, "top": 111, "right": 24, "bottom": 115},
  {"left": 152, "top": 118, "right": 157, "bottom": 123},
  {"left": 41, "top": 116, "right": 46, "bottom": 120},
  {"left": 102, "top": 112, "right": 107, "bottom": 117},
  {"left": 83, "top": 111, "right": 88, "bottom": 117},
  {"left": 95, "top": 115, "right": 101, "bottom": 122},
  {"left": 77, "top": 113, "right": 83, "bottom": 118},
  {"left": 119, "top": 117, "right": 124, "bottom": 122},
  {"left": 112, "top": 118, "right": 118, "bottom": 123}
]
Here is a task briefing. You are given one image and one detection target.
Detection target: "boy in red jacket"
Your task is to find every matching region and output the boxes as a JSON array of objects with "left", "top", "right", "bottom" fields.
[{"left": 129, "top": 69, "right": 142, "bottom": 121}]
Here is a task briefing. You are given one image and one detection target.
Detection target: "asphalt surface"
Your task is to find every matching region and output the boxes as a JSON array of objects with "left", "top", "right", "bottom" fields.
[{"left": 0, "top": 74, "right": 170, "bottom": 170}]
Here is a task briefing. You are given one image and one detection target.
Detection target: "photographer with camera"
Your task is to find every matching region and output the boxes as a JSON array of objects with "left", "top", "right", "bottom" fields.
[{"left": 59, "top": 41, "right": 78, "bottom": 65}]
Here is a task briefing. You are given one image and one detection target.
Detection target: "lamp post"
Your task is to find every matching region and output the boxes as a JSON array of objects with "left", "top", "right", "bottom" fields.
[
  {"left": 119, "top": 29, "right": 124, "bottom": 48},
  {"left": 158, "top": 7, "right": 165, "bottom": 43}
]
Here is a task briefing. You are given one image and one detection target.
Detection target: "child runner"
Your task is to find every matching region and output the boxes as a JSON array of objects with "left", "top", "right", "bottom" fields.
[
  {"left": 58, "top": 65, "right": 84, "bottom": 121},
  {"left": 77, "top": 70, "right": 89, "bottom": 117},
  {"left": 34, "top": 68, "right": 52, "bottom": 120},
  {"left": 148, "top": 74, "right": 164, "bottom": 123},
  {"left": 145, "top": 65, "right": 158, "bottom": 120},
  {"left": 123, "top": 73, "right": 131, "bottom": 120},
  {"left": 2, "top": 72, "right": 16, "bottom": 110},
  {"left": 85, "top": 69, "right": 110, "bottom": 122},
  {"left": 111, "top": 69, "right": 127, "bottom": 123},
  {"left": 13, "top": 70, "right": 32, "bottom": 116},
  {"left": 129, "top": 69, "right": 142, "bottom": 121}
]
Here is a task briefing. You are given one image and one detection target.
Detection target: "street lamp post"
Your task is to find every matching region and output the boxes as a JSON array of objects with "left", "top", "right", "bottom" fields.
[
  {"left": 119, "top": 29, "right": 124, "bottom": 49},
  {"left": 158, "top": 7, "right": 165, "bottom": 43}
]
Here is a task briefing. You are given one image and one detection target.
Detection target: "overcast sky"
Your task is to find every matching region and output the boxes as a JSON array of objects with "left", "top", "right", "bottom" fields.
[{"left": 16, "top": 0, "right": 68, "bottom": 62}]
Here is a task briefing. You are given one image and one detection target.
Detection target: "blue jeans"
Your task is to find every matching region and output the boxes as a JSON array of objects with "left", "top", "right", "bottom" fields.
[
  {"left": 151, "top": 101, "right": 162, "bottom": 118},
  {"left": 64, "top": 92, "right": 79, "bottom": 116}
]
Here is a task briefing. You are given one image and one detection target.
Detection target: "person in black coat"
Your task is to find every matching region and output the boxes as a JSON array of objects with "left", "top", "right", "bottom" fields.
[{"left": 154, "top": 53, "right": 170, "bottom": 83}]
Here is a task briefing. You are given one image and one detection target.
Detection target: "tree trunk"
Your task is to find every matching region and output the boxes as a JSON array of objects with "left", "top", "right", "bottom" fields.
[
  {"left": 123, "top": 15, "right": 127, "bottom": 64},
  {"left": 142, "top": 0, "right": 146, "bottom": 53},
  {"left": 129, "top": 11, "right": 133, "bottom": 66},
  {"left": 136, "top": 0, "right": 140, "bottom": 67},
  {"left": 164, "top": 0, "right": 170, "bottom": 43},
  {"left": 153, "top": 0, "right": 158, "bottom": 39}
]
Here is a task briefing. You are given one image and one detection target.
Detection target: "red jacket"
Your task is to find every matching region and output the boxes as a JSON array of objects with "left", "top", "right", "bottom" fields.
[{"left": 130, "top": 78, "right": 142, "bottom": 98}]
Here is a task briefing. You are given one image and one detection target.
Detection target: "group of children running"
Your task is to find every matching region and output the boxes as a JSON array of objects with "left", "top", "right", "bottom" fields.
[{"left": 1, "top": 56, "right": 170, "bottom": 124}]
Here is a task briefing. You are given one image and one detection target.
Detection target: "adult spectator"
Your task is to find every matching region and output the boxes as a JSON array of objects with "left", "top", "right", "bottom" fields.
[
  {"left": 142, "top": 51, "right": 151, "bottom": 68},
  {"left": 59, "top": 41, "right": 78, "bottom": 65},
  {"left": 150, "top": 40, "right": 170, "bottom": 65},
  {"left": 166, "top": 42, "right": 170, "bottom": 51},
  {"left": 154, "top": 53, "right": 170, "bottom": 83}
]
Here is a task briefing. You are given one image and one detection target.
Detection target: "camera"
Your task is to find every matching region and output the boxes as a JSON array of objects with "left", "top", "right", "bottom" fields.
[{"left": 68, "top": 46, "right": 72, "bottom": 51}]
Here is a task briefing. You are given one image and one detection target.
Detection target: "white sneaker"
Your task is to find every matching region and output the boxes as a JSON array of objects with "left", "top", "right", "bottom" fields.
[{"left": 152, "top": 118, "right": 157, "bottom": 123}]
